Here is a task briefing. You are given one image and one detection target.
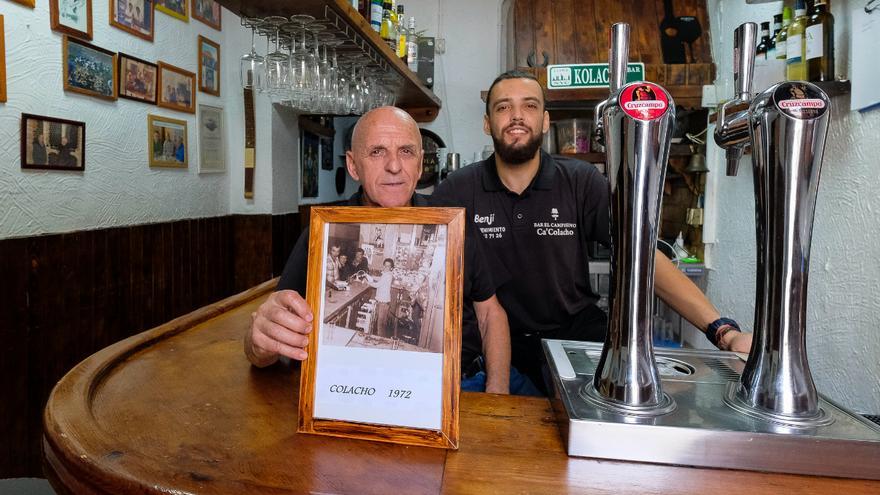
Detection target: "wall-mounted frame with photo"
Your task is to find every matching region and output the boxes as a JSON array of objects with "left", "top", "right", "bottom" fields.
[
  {"left": 50, "top": 0, "right": 93, "bottom": 40},
  {"left": 8, "top": 0, "right": 35, "bottom": 8},
  {"left": 301, "top": 130, "right": 319, "bottom": 198},
  {"left": 21, "top": 113, "right": 86, "bottom": 171},
  {"left": 109, "top": 0, "right": 154, "bottom": 41},
  {"left": 197, "top": 35, "right": 220, "bottom": 96},
  {"left": 118, "top": 52, "right": 157, "bottom": 104},
  {"left": 197, "top": 104, "right": 224, "bottom": 173},
  {"left": 298, "top": 206, "right": 464, "bottom": 450},
  {"left": 191, "top": 0, "right": 220, "bottom": 30},
  {"left": 62, "top": 35, "right": 117, "bottom": 101},
  {"left": 0, "top": 15, "right": 6, "bottom": 103},
  {"left": 320, "top": 136, "right": 333, "bottom": 170},
  {"left": 148, "top": 114, "right": 187, "bottom": 168},
  {"left": 155, "top": 0, "right": 188, "bottom": 22},
  {"left": 157, "top": 61, "right": 195, "bottom": 113}
]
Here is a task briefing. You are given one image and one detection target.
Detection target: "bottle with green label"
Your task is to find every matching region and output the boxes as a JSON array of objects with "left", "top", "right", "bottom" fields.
[
  {"left": 785, "top": 0, "right": 808, "bottom": 80},
  {"left": 807, "top": 0, "right": 834, "bottom": 81},
  {"left": 775, "top": 7, "right": 792, "bottom": 61}
]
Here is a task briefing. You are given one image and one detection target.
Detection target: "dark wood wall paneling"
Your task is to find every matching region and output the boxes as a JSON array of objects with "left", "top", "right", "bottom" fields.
[{"left": 0, "top": 212, "right": 302, "bottom": 478}]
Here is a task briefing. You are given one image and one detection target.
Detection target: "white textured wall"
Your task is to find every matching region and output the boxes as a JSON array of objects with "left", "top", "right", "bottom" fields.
[
  {"left": 705, "top": 0, "right": 880, "bottom": 413},
  {"left": 0, "top": 1, "right": 234, "bottom": 238}
]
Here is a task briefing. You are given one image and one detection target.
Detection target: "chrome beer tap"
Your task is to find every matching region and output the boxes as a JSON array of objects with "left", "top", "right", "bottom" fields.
[
  {"left": 714, "top": 22, "right": 757, "bottom": 176},
  {"left": 586, "top": 23, "right": 676, "bottom": 415},
  {"left": 715, "top": 23, "right": 833, "bottom": 425}
]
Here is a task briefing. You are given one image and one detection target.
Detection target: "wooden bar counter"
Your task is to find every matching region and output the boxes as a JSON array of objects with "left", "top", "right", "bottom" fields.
[{"left": 43, "top": 281, "right": 880, "bottom": 494}]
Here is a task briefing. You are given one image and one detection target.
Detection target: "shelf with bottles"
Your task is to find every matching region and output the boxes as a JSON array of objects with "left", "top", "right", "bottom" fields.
[
  {"left": 708, "top": 79, "right": 850, "bottom": 124},
  {"left": 216, "top": 0, "right": 440, "bottom": 122}
]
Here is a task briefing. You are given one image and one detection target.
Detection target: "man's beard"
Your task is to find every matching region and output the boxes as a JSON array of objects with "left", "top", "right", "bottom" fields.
[{"left": 491, "top": 129, "right": 543, "bottom": 165}]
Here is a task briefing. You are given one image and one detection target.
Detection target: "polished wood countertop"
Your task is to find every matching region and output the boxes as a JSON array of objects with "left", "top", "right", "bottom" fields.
[{"left": 43, "top": 281, "right": 880, "bottom": 494}]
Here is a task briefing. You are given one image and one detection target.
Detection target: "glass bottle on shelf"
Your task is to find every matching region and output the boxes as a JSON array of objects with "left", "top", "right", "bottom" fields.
[
  {"left": 396, "top": 4, "right": 407, "bottom": 60},
  {"left": 806, "top": 0, "right": 835, "bottom": 82},
  {"left": 406, "top": 17, "right": 418, "bottom": 72},
  {"left": 774, "top": 7, "right": 791, "bottom": 61},
  {"left": 370, "top": 0, "right": 383, "bottom": 32},
  {"left": 767, "top": 14, "right": 782, "bottom": 60},
  {"left": 756, "top": 21, "right": 771, "bottom": 59},
  {"left": 785, "top": 0, "right": 808, "bottom": 81}
]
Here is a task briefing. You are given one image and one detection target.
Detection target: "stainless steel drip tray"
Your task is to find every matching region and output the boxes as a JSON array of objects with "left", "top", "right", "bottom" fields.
[{"left": 543, "top": 340, "right": 880, "bottom": 479}]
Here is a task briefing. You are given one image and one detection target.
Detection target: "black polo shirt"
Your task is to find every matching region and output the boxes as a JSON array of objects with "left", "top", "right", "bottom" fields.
[
  {"left": 433, "top": 151, "right": 610, "bottom": 338},
  {"left": 276, "top": 189, "right": 496, "bottom": 369}
]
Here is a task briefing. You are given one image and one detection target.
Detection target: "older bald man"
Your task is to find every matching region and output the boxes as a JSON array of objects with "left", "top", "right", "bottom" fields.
[{"left": 245, "top": 107, "right": 530, "bottom": 395}]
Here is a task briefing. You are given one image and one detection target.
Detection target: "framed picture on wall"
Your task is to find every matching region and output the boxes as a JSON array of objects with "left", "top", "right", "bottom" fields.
[
  {"left": 0, "top": 15, "right": 6, "bottom": 103},
  {"left": 298, "top": 207, "right": 465, "bottom": 449},
  {"left": 157, "top": 61, "right": 195, "bottom": 113},
  {"left": 320, "top": 136, "right": 333, "bottom": 170},
  {"left": 197, "top": 35, "right": 220, "bottom": 96},
  {"left": 62, "top": 35, "right": 117, "bottom": 101},
  {"left": 8, "top": 0, "right": 35, "bottom": 8},
  {"left": 191, "top": 0, "right": 220, "bottom": 30},
  {"left": 50, "top": 0, "right": 93, "bottom": 40},
  {"left": 21, "top": 113, "right": 86, "bottom": 171},
  {"left": 155, "top": 0, "right": 188, "bottom": 22},
  {"left": 197, "top": 104, "right": 224, "bottom": 173},
  {"left": 302, "top": 130, "right": 320, "bottom": 198},
  {"left": 118, "top": 53, "right": 157, "bottom": 104},
  {"left": 148, "top": 114, "right": 187, "bottom": 168},
  {"left": 109, "top": 0, "right": 154, "bottom": 41}
]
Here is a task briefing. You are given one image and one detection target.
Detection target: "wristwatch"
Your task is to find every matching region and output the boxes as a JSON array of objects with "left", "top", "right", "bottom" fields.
[{"left": 706, "top": 317, "right": 740, "bottom": 348}]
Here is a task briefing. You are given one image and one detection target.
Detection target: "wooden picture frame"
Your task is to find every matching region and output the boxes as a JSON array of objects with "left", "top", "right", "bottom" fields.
[
  {"left": 155, "top": 0, "right": 188, "bottom": 22},
  {"left": 298, "top": 207, "right": 464, "bottom": 450},
  {"left": 157, "top": 61, "right": 195, "bottom": 113},
  {"left": 301, "top": 130, "right": 319, "bottom": 198},
  {"left": 148, "top": 114, "right": 187, "bottom": 168},
  {"left": 50, "top": 0, "right": 93, "bottom": 40},
  {"left": 197, "top": 35, "right": 220, "bottom": 96},
  {"left": 118, "top": 52, "right": 157, "bottom": 104},
  {"left": 109, "top": 0, "right": 154, "bottom": 41},
  {"left": 8, "top": 0, "right": 35, "bottom": 7},
  {"left": 62, "top": 35, "right": 117, "bottom": 101},
  {"left": 21, "top": 113, "right": 86, "bottom": 171},
  {"left": 191, "top": 0, "right": 220, "bottom": 30},
  {"left": 197, "top": 104, "right": 224, "bottom": 173},
  {"left": 0, "top": 15, "right": 6, "bottom": 103}
]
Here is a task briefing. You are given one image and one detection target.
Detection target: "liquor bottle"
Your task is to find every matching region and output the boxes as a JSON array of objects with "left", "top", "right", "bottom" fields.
[
  {"left": 785, "top": 0, "right": 808, "bottom": 80},
  {"left": 370, "top": 0, "right": 383, "bottom": 32},
  {"left": 406, "top": 16, "right": 418, "bottom": 72},
  {"left": 380, "top": 1, "right": 396, "bottom": 51},
  {"left": 774, "top": 7, "right": 792, "bottom": 61},
  {"left": 396, "top": 5, "right": 407, "bottom": 59},
  {"left": 767, "top": 14, "right": 782, "bottom": 59},
  {"left": 756, "top": 21, "right": 771, "bottom": 59},
  {"left": 807, "top": 0, "right": 835, "bottom": 81}
]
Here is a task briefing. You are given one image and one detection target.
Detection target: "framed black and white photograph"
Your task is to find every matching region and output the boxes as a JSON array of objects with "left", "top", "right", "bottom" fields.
[
  {"left": 301, "top": 130, "right": 319, "bottom": 198},
  {"left": 148, "top": 114, "right": 187, "bottom": 168},
  {"left": 298, "top": 207, "right": 465, "bottom": 449},
  {"left": 50, "top": 0, "right": 93, "bottom": 40},
  {"left": 109, "top": 0, "right": 154, "bottom": 41},
  {"left": 118, "top": 53, "right": 157, "bottom": 104},
  {"left": 21, "top": 113, "right": 85, "bottom": 171},
  {"left": 197, "top": 104, "right": 224, "bottom": 173},
  {"left": 62, "top": 35, "right": 117, "bottom": 101}
]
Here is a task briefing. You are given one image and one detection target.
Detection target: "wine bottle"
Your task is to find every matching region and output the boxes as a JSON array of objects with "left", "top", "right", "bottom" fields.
[
  {"left": 370, "top": 0, "right": 383, "bottom": 32},
  {"left": 785, "top": 0, "right": 808, "bottom": 81},
  {"left": 775, "top": 7, "right": 792, "bottom": 61},
  {"left": 756, "top": 21, "right": 771, "bottom": 59},
  {"left": 806, "top": 0, "right": 834, "bottom": 81},
  {"left": 406, "top": 17, "right": 418, "bottom": 72},
  {"left": 397, "top": 5, "right": 407, "bottom": 59},
  {"left": 767, "top": 14, "right": 782, "bottom": 60}
]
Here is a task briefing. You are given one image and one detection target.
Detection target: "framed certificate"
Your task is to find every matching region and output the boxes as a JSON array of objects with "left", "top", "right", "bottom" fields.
[{"left": 298, "top": 207, "right": 464, "bottom": 449}]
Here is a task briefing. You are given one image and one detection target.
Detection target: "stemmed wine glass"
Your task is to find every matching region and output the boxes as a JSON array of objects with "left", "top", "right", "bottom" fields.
[
  {"left": 262, "top": 16, "right": 290, "bottom": 99},
  {"left": 288, "top": 14, "right": 319, "bottom": 111},
  {"left": 240, "top": 17, "right": 265, "bottom": 90}
]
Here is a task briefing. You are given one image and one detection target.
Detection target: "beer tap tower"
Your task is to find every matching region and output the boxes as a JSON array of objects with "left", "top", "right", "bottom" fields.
[{"left": 543, "top": 22, "right": 880, "bottom": 479}]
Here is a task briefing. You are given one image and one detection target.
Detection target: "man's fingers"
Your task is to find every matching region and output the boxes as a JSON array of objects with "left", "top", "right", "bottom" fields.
[
  {"left": 274, "top": 290, "right": 314, "bottom": 322},
  {"left": 263, "top": 304, "right": 313, "bottom": 335},
  {"left": 254, "top": 318, "right": 311, "bottom": 350}
]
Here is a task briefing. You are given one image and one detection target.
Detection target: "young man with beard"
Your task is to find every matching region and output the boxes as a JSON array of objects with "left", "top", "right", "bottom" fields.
[
  {"left": 244, "top": 106, "right": 538, "bottom": 395},
  {"left": 434, "top": 70, "right": 752, "bottom": 393}
]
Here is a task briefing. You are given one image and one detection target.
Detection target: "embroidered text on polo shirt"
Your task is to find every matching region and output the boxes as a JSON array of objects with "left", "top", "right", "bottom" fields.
[{"left": 475, "top": 212, "right": 506, "bottom": 239}]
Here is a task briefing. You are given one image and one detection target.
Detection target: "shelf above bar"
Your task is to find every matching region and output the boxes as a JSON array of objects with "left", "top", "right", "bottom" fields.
[{"left": 216, "top": 0, "right": 442, "bottom": 122}]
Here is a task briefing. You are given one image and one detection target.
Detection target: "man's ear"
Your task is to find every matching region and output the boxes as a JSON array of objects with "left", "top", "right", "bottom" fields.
[
  {"left": 483, "top": 114, "right": 491, "bottom": 136},
  {"left": 417, "top": 149, "right": 424, "bottom": 178},
  {"left": 345, "top": 151, "right": 360, "bottom": 181},
  {"left": 542, "top": 110, "right": 550, "bottom": 134}
]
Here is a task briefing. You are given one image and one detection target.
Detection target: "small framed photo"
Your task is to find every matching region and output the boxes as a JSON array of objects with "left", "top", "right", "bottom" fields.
[
  {"left": 21, "top": 113, "right": 86, "bottom": 171},
  {"left": 302, "top": 130, "right": 319, "bottom": 198},
  {"left": 109, "top": 0, "right": 154, "bottom": 41},
  {"left": 191, "top": 0, "right": 220, "bottom": 30},
  {"left": 197, "top": 35, "right": 220, "bottom": 96},
  {"left": 118, "top": 53, "right": 157, "bottom": 104},
  {"left": 197, "top": 104, "right": 224, "bottom": 173},
  {"left": 50, "top": 0, "right": 93, "bottom": 40},
  {"left": 8, "top": 0, "right": 35, "bottom": 7},
  {"left": 62, "top": 35, "right": 117, "bottom": 101},
  {"left": 298, "top": 207, "right": 465, "bottom": 449},
  {"left": 155, "top": 0, "right": 188, "bottom": 22},
  {"left": 148, "top": 114, "right": 187, "bottom": 168},
  {"left": 157, "top": 61, "right": 195, "bottom": 113}
]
